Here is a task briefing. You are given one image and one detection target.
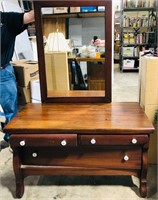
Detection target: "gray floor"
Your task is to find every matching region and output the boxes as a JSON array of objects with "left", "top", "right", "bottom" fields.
[{"left": 0, "top": 67, "right": 157, "bottom": 200}]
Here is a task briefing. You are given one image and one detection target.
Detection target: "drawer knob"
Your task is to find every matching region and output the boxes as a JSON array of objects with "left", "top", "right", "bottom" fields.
[
  {"left": 132, "top": 138, "right": 137, "bottom": 144},
  {"left": 20, "top": 140, "right": 25, "bottom": 146},
  {"left": 124, "top": 155, "right": 129, "bottom": 161},
  {"left": 32, "top": 153, "right": 37, "bottom": 157},
  {"left": 91, "top": 138, "right": 96, "bottom": 144},
  {"left": 61, "top": 140, "right": 67, "bottom": 146}
]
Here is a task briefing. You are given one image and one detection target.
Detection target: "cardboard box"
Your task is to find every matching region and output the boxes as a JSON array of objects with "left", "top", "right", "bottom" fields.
[
  {"left": 139, "top": 57, "right": 158, "bottom": 105},
  {"left": 41, "top": 7, "right": 53, "bottom": 14},
  {"left": 12, "top": 60, "right": 39, "bottom": 87},
  {"left": 123, "top": 47, "right": 134, "bottom": 57},
  {"left": 140, "top": 84, "right": 158, "bottom": 106},
  {"left": 123, "top": 59, "right": 135, "bottom": 68},
  {"left": 53, "top": 7, "right": 68, "bottom": 14},
  {"left": 30, "top": 79, "right": 41, "bottom": 103},
  {"left": 70, "top": 7, "right": 80, "bottom": 13},
  {"left": 143, "top": 105, "right": 158, "bottom": 164},
  {"left": 45, "top": 52, "right": 70, "bottom": 91},
  {"left": 81, "top": 6, "right": 97, "bottom": 12},
  {"left": 98, "top": 6, "right": 105, "bottom": 11},
  {"left": 148, "top": 124, "right": 157, "bottom": 164},
  {"left": 139, "top": 56, "right": 158, "bottom": 164},
  {"left": 17, "top": 86, "right": 30, "bottom": 105}
]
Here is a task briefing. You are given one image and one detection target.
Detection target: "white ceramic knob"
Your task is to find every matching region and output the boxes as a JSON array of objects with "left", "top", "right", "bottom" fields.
[
  {"left": 91, "top": 138, "right": 96, "bottom": 144},
  {"left": 61, "top": 140, "right": 67, "bottom": 146},
  {"left": 124, "top": 155, "right": 129, "bottom": 161},
  {"left": 20, "top": 140, "right": 25, "bottom": 146},
  {"left": 132, "top": 138, "right": 137, "bottom": 144},
  {"left": 32, "top": 153, "right": 37, "bottom": 157}
]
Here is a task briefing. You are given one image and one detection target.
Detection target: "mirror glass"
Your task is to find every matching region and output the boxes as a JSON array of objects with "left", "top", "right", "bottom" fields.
[
  {"left": 42, "top": 7, "right": 105, "bottom": 98},
  {"left": 34, "top": 1, "right": 112, "bottom": 103}
]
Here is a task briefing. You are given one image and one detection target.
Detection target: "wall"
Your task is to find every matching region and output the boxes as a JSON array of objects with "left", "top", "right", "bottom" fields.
[
  {"left": 69, "top": 17, "right": 105, "bottom": 47},
  {"left": 0, "top": 0, "right": 19, "bottom": 11},
  {"left": 0, "top": 0, "right": 34, "bottom": 61}
]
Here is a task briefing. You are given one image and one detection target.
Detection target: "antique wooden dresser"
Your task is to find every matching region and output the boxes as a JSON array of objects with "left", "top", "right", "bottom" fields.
[
  {"left": 4, "top": 0, "right": 154, "bottom": 198},
  {"left": 4, "top": 102, "right": 154, "bottom": 198}
]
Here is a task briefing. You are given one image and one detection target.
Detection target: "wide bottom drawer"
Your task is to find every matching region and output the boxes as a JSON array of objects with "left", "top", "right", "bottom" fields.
[{"left": 20, "top": 146, "right": 142, "bottom": 169}]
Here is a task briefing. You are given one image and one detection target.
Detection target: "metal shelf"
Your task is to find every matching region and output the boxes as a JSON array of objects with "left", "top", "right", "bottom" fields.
[
  {"left": 43, "top": 12, "right": 104, "bottom": 19},
  {"left": 122, "top": 56, "right": 139, "bottom": 59},
  {"left": 123, "top": 7, "right": 156, "bottom": 12},
  {"left": 119, "top": 0, "right": 157, "bottom": 72}
]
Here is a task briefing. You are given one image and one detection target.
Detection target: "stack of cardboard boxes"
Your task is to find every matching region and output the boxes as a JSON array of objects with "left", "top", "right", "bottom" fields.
[
  {"left": 12, "top": 60, "right": 39, "bottom": 105},
  {"left": 139, "top": 56, "right": 158, "bottom": 164}
]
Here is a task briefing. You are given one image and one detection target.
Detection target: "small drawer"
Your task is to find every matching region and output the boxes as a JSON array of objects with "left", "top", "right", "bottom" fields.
[
  {"left": 78, "top": 135, "right": 149, "bottom": 146},
  {"left": 10, "top": 134, "right": 77, "bottom": 147}
]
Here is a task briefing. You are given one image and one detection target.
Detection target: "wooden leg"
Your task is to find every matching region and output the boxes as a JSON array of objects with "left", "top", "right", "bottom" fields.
[
  {"left": 140, "top": 179, "right": 147, "bottom": 198},
  {"left": 139, "top": 143, "right": 148, "bottom": 198},
  {"left": 12, "top": 148, "right": 25, "bottom": 198},
  {"left": 15, "top": 177, "right": 24, "bottom": 198}
]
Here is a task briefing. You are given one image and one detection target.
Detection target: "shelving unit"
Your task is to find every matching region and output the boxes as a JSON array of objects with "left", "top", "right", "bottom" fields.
[
  {"left": 42, "top": 12, "right": 104, "bottom": 19},
  {"left": 27, "top": 7, "right": 105, "bottom": 37},
  {"left": 114, "top": 11, "right": 121, "bottom": 63},
  {"left": 120, "top": 0, "right": 157, "bottom": 72}
]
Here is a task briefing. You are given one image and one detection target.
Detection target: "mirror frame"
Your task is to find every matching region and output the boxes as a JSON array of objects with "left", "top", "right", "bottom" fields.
[{"left": 33, "top": 0, "right": 112, "bottom": 103}]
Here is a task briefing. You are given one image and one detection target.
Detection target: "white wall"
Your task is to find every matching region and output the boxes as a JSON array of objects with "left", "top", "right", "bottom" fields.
[
  {"left": 0, "top": 0, "right": 18, "bottom": 11},
  {"left": 0, "top": 0, "right": 34, "bottom": 61},
  {"left": 113, "top": 0, "right": 121, "bottom": 11},
  {"left": 69, "top": 17, "right": 104, "bottom": 47},
  {"left": 0, "top": 0, "right": 19, "bottom": 10}
]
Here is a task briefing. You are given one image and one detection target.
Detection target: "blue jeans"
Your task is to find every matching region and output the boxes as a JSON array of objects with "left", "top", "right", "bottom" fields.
[{"left": 0, "top": 64, "right": 18, "bottom": 140}]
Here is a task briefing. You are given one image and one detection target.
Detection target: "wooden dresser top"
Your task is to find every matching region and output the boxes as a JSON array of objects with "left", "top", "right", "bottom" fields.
[{"left": 4, "top": 103, "right": 154, "bottom": 134}]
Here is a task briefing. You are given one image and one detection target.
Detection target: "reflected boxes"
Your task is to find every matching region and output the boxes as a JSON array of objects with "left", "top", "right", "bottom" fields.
[
  {"left": 45, "top": 52, "right": 70, "bottom": 91},
  {"left": 41, "top": 7, "right": 53, "bottom": 14},
  {"left": 80, "top": 7, "right": 97, "bottom": 12},
  {"left": 70, "top": 7, "right": 80, "bottom": 13},
  {"left": 53, "top": 7, "right": 68, "bottom": 14}
]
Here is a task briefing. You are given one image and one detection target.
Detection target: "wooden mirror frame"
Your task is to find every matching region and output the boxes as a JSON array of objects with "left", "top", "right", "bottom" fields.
[{"left": 33, "top": 0, "right": 112, "bottom": 103}]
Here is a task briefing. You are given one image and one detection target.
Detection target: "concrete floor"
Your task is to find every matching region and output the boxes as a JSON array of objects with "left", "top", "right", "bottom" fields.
[{"left": 0, "top": 67, "right": 157, "bottom": 200}]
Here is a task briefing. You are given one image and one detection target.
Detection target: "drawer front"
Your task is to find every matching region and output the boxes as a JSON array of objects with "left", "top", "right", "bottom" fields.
[
  {"left": 78, "top": 135, "right": 148, "bottom": 146},
  {"left": 20, "top": 146, "right": 142, "bottom": 169},
  {"left": 10, "top": 134, "right": 77, "bottom": 147}
]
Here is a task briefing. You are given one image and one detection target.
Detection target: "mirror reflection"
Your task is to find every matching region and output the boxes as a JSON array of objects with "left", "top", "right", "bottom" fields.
[{"left": 41, "top": 6, "right": 105, "bottom": 97}]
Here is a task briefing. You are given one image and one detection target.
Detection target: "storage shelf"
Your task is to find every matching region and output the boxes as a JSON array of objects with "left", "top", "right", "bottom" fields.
[
  {"left": 122, "top": 43, "right": 156, "bottom": 46},
  {"left": 122, "top": 67, "right": 139, "bottom": 71},
  {"left": 123, "top": 7, "right": 156, "bottom": 12},
  {"left": 123, "top": 56, "right": 139, "bottom": 59},
  {"left": 120, "top": 0, "right": 157, "bottom": 72},
  {"left": 123, "top": 26, "right": 149, "bottom": 29},
  {"left": 43, "top": 12, "right": 104, "bottom": 19}
]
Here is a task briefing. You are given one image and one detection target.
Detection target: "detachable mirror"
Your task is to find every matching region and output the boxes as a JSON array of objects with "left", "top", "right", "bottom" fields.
[{"left": 34, "top": 0, "right": 112, "bottom": 103}]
